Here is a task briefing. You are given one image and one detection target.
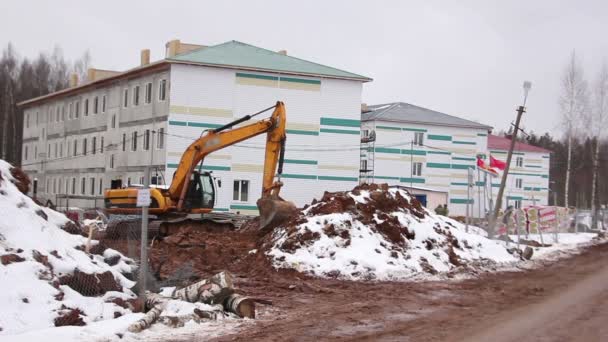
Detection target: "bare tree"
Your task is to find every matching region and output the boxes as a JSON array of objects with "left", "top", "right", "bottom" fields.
[
  {"left": 72, "top": 50, "right": 92, "bottom": 84},
  {"left": 590, "top": 62, "right": 608, "bottom": 226},
  {"left": 559, "top": 50, "right": 588, "bottom": 207}
]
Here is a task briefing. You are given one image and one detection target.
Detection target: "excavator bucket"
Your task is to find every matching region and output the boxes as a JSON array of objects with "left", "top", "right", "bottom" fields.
[{"left": 257, "top": 196, "right": 298, "bottom": 230}]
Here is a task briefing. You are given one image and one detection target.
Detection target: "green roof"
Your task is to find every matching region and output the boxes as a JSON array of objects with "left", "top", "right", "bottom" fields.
[{"left": 168, "top": 40, "right": 371, "bottom": 82}]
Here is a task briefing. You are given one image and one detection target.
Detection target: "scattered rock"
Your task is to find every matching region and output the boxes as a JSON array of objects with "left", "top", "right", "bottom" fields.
[
  {"left": 522, "top": 246, "right": 534, "bottom": 260},
  {"left": 54, "top": 308, "right": 86, "bottom": 327},
  {"left": 60, "top": 270, "right": 122, "bottom": 297},
  {"left": 1, "top": 253, "right": 25, "bottom": 265},
  {"left": 35, "top": 209, "right": 48, "bottom": 221}
]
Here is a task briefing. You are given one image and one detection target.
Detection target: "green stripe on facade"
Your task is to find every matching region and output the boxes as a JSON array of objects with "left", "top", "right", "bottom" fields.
[
  {"left": 284, "top": 159, "right": 318, "bottom": 165},
  {"left": 477, "top": 133, "right": 487, "bottom": 137},
  {"left": 451, "top": 164, "right": 474, "bottom": 170},
  {"left": 524, "top": 187, "right": 547, "bottom": 191},
  {"left": 236, "top": 72, "right": 278, "bottom": 81},
  {"left": 213, "top": 208, "right": 230, "bottom": 212},
  {"left": 318, "top": 176, "right": 358, "bottom": 182},
  {"left": 167, "top": 163, "right": 230, "bottom": 171},
  {"left": 541, "top": 175, "right": 549, "bottom": 178},
  {"left": 428, "top": 134, "right": 452, "bottom": 141},
  {"left": 427, "top": 162, "right": 451, "bottom": 169},
  {"left": 375, "top": 147, "right": 401, "bottom": 154},
  {"left": 230, "top": 204, "right": 259, "bottom": 211},
  {"left": 169, "top": 120, "right": 187, "bottom": 126},
  {"left": 427, "top": 150, "right": 451, "bottom": 155},
  {"left": 320, "top": 117, "right": 361, "bottom": 128},
  {"left": 401, "top": 149, "right": 427, "bottom": 156},
  {"left": 280, "top": 76, "right": 321, "bottom": 85},
  {"left": 525, "top": 165, "right": 542, "bottom": 168},
  {"left": 374, "top": 176, "right": 400, "bottom": 180},
  {"left": 452, "top": 157, "right": 476, "bottom": 161},
  {"left": 281, "top": 173, "right": 317, "bottom": 180},
  {"left": 507, "top": 196, "right": 524, "bottom": 201},
  {"left": 403, "top": 128, "right": 428, "bottom": 132},
  {"left": 451, "top": 198, "right": 474, "bottom": 204},
  {"left": 452, "top": 140, "right": 476, "bottom": 145},
  {"left": 376, "top": 125, "right": 401, "bottom": 131},
  {"left": 320, "top": 128, "right": 360, "bottom": 135},
  {"left": 451, "top": 182, "right": 469, "bottom": 186},
  {"left": 542, "top": 155, "right": 550, "bottom": 158},
  {"left": 286, "top": 129, "right": 319, "bottom": 136},
  {"left": 399, "top": 177, "right": 425, "bottom": 184},
  {"left": 188, "top": 122, "right": 222, "bottom": 128}
]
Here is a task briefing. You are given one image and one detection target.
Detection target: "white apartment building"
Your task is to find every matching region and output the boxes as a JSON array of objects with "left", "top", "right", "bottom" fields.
[
  {"left": 488, "top": 134, "right": 551, "bottom": 209},
  {"left": 19, "top": 39, "right": 371, "bottom": 212}
]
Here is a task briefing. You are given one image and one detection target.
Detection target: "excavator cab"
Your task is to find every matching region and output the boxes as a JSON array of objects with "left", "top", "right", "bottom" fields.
[{"left": 184, "top": 171, "right": 215, "bottom": 210}]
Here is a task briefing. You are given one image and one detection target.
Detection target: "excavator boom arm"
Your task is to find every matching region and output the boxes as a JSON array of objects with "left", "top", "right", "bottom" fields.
[{"left": 167, "top": 102, "right": 287, "bottom": 208}]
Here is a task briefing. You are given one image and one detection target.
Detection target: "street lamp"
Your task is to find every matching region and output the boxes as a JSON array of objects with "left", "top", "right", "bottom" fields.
[{"left": 489, "top": 81, "right": 532, "bottom": 238}]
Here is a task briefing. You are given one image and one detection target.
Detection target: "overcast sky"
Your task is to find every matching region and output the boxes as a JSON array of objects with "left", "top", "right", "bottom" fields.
[{"left": 2, "top": 0, "right": 607, "bottom": 135}]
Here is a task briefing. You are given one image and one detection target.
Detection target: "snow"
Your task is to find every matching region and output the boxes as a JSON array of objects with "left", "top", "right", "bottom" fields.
[
  {"left": 0, "top": 161, "right": 137, "bottom": 337},
  {"left": 268, "top": 187, "right": 517, "bottom": 280}
]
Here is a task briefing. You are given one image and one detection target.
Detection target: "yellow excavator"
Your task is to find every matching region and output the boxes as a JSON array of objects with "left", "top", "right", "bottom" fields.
[{"left": 104, "top": 101, "right": 297, "bottom": 235}]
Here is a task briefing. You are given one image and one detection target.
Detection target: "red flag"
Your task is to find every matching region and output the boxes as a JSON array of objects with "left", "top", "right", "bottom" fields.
[
  {"left": 477, "top": 157, "right": 499, "bottom": 176},
  {"left": 490, "top": 155, "right": 506, "bottom": 170}
]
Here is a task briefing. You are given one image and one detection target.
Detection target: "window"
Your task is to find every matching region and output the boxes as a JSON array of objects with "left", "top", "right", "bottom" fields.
[
  {"left": 127, "top": 177, "right": 131, "bottom": 186},
  {"left": 514, "top": 200, "right": 522, "bottom": 209},
  {"left": 516, "top": 156, "right": 523, "bottom": 167},
  {"left": 68, "top": 102, "right": 73, "bottom": 119},
  {"left": 133, "top": 86, "right": 140, "bottom": 106},
  {"left": 145, "top": 82, "right": 152, "bottom": 104},
  {"left": 83, "top": 138, "right": 87, "bottom": 156},
  {"left": 110, "top": 154, "right": 115, "bottom": 169},
  {"left": 24, "top": 146, "right": 28, "bottom": 160},
  {"left": 71, "top": 178, "right": 76, "bottom": 195},
  {"left": 47, "top": 144, "right": 50, "bottom": 156},
  {"left": 413, "top": 132, "right": 424, "bottom": 146},
  {"left": 90, "top": 177, "right": 95, "bottom": 195},
  {"left": 59, "top": 142, "right": 63, "bottom": 157},
  {"left": 233, "top": 180, "right": 249, "bottom": 202},
  {"left": 412, "top": 162, "right": 423, "bottom": 176},
  {"left": 81, "top": 177, "right": 86, "bottom": 195},
  {"left": 122, "top": 133, "right": 126, "bottom": 151},
  {"left": 93, "top": 96, "right": 99, "bottom": 114},
  {"left": 46, "top": 179, "right": 50, "bottom": 193},
  {"left": 34, "top": 146, "right": 37, "bottom": 160},
  {"left": 111, "top": 115, "right": 116, "bottom": 128},
  {"left": 36, "top": 112, "right": 39, "bottom": 126},
  {"left": 92, "top": 137, "right": 97, "bottom": 154},
  {"left": 73, "top": 139, "right": 78, "bottom": 156},
  {"left": 157, "top": 128, "right": 164, "bottom": 149},
  {"left": 143, "top": 129, "right": 150, "bottom": 150},
  {"left": 75, "top": 101, "right": 80, "bottom": 118},
  {"left": 62, "top": 106, "right": 66, "bottom": 121},
  {"left": 56, "top": 107, "right": 60, "bottom": 122},
  {"left": 59, "top": 179, "right": 62, "bottom": 194},
  {"left": 123, "top": 89, "right": 129, "bottom": 108},
  {"left": 25, "top": 113, "right": 30, "bottom": 128},
  {"left": 139, "top": 176, "right": 144, "bottom": 184},
  {"left": 360, "top": 159, "right": 368, "bottom": 171},
  {"left": 100, "top": 136, "right": 104, "bottom": 153},
  {"left": 53, "top": 179, "right": 56, "bottom": 194},
  {"left": 159, "top": 79, "right": 167, "bottom": 101},
  {"left": 515, "top": 178, "right": 523, "bottom": 189},
  {"left": 54, "top": 143, "right": 58, "bottom": 158},
  {"left": 99, "top": 178, "right": 103, "bottom": 195},
  {"left": 102, "top": 95, "right": 106, "bottom": 113},
  {"left": 131, "top": 131, "right": 138, "bottom": 151},
  {"left": 84, "top": 98, "right": 89, "bottom": 116}
]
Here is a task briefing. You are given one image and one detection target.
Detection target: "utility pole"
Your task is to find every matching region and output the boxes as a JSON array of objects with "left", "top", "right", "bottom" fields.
[
  {"left": 139, "top": 166, "right": 150, "bottom": 302},
  {"left": 410, "top": 140, "right": 413, "bottom": 190},
  {"left": 489, "top": 81, "right": 532, "bottom": 238}
]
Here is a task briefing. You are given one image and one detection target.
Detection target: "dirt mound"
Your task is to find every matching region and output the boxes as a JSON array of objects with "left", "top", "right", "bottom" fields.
[{"left": 266, "top": 184, "right": 516, "bottom": 280}]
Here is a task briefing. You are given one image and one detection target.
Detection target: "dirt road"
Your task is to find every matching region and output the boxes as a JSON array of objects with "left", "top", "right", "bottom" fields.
[{"left": 210, "top": 241, "right": 608, "bottom": 342}]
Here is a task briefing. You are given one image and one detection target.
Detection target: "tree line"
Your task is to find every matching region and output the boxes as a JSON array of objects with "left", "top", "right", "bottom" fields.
[{"left": 0, "top": 43, "right": 90, "bottom": 165}]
